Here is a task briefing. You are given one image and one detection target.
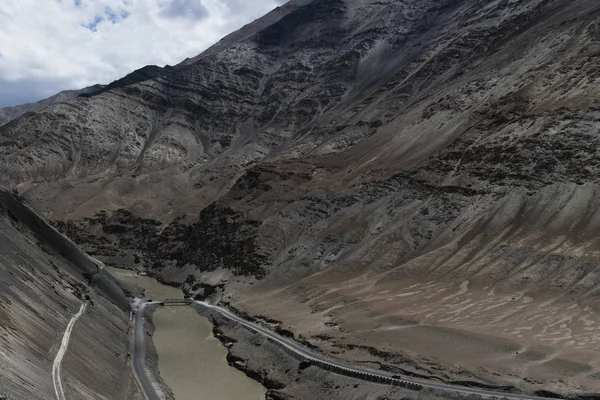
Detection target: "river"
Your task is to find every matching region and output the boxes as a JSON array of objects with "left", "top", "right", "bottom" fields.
[{"left": 109, "top": 268, "right": 266, "bottom": 400}]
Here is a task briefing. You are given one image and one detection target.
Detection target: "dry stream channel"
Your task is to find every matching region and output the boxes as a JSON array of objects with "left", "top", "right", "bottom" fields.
[{"left": 109, "top": 268, "right": 266, "bottom": 400}]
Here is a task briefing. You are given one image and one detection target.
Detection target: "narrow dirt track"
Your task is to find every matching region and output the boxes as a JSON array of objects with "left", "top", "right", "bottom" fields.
[{"left": 52, "top": 302, "right": 87, "bottom": 400}]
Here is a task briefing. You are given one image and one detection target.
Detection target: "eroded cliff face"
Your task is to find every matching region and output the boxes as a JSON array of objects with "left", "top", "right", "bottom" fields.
[
  {"left": 3, "top": 0, "right": 600, "bottom": 397},
  {"left": 0, "top": 188, "right": 139, "bottom": 400}
]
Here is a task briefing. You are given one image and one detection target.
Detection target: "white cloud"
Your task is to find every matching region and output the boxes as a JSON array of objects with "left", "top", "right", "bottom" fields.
[
  {"left": 0, "top": 0, "right": 286, "bottom": 107},
  {"left": 159, "top": 0, "right": 208, "bottom": 19}
]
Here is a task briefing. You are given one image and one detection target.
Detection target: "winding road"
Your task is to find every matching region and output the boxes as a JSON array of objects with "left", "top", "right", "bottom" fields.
[
  {"left": 130, "top": 299, "right": 562, "bottom": 400},
  {"left": 195, "top": 300, "right": 561, "bottom": 400},
  {"left": 52, "top": 302, "right": 87, "bottom": 400}
]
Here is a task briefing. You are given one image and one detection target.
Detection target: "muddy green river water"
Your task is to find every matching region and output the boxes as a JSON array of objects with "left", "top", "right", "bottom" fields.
[{"left": 109, "top": 268, "right": 266, "bottom": 400}]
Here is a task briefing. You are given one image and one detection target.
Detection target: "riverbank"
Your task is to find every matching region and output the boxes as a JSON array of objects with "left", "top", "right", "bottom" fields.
[
  {"left": 192, "top": 303, "right": 469, "bottom": 400},
  {"left": 110, "top": 267, "right": 266, "bottom": 400},
  {"left": 114, "top": 265, "right": 505, "bottom": 400},
  {"left": 142, "top": 305, "right": 176, "bottom": 400}
]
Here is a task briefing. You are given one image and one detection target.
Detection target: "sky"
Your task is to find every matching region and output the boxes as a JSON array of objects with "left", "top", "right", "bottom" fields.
[{"left": 0, "top": 0, "right": 286, "bottom": 107}]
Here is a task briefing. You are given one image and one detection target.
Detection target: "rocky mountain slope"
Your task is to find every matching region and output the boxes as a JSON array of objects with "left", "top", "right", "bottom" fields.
[
  {"left": 0, "top": 84, "right": 105, "bottom": 128},
  {"left": 0, "top": 187, "right": 139, "bottom": 400},
  {"left": 2, "top": 0, "right": 600, "bottom": 397}
]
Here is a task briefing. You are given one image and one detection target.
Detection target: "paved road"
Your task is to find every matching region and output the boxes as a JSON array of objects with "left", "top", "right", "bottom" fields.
[
  {"left": 132, "top": 302, "right": 162, "bottom": 400},
  {"left": 130, "top": 298, "right": 565, "bottom": 399},
  {"left": 195, "top": 301, "right": 563, "bottom": 400}
]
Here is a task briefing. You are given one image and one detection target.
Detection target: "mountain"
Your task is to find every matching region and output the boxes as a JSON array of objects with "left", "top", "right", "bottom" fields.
[
  {"left": 0, "top": 187, "right": 139, "bottom": 399},
  {"left": 79, "top": 65, "right": 167, "bottom": 99},
  {"left": 0, "top": 64, "right": 167, "bottom": 128},
  {"left": 2, "top": 0, "right": 600, "bottom": 397},
  {"left": 0, "top": 84, "right": 105, "bottom": 128}
]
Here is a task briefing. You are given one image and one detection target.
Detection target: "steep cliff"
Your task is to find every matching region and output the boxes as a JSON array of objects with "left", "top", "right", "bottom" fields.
[{"left": 0, "top": 187, "right": 139, "bottom": 400}]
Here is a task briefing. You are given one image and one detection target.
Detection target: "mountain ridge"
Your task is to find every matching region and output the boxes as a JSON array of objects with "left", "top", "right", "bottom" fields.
[{"left": 0, "top": 84, "right": 105, "bottom": 127}]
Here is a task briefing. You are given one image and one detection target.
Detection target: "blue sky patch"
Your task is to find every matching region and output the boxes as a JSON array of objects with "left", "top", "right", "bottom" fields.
[
  {"left": 85, "top": 15, "right": 103, "bottom": 31},
  {"left": 104, "top": 7, "right": 131, "bottom": 23},
  {"left": 84, "top": 6, "right": 130, "bottom": 32}
]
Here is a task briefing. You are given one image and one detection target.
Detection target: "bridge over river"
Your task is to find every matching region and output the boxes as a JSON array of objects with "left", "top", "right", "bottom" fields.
[{"left": 158, "top": 299, "right": 193, "bottom": 306}]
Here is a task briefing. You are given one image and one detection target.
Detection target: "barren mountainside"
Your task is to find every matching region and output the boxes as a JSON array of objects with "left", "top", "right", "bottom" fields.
[
  {"left": 3, "top": 0, "right": 600, "bottom": 397},
  {"left": 0, "top": 187, "right": 139, "bottom": 399}
]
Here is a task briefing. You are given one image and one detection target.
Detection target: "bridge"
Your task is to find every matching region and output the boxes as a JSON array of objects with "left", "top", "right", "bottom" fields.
[{"left": 158, "top": 298, "right": 193, "bottom": 306}]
